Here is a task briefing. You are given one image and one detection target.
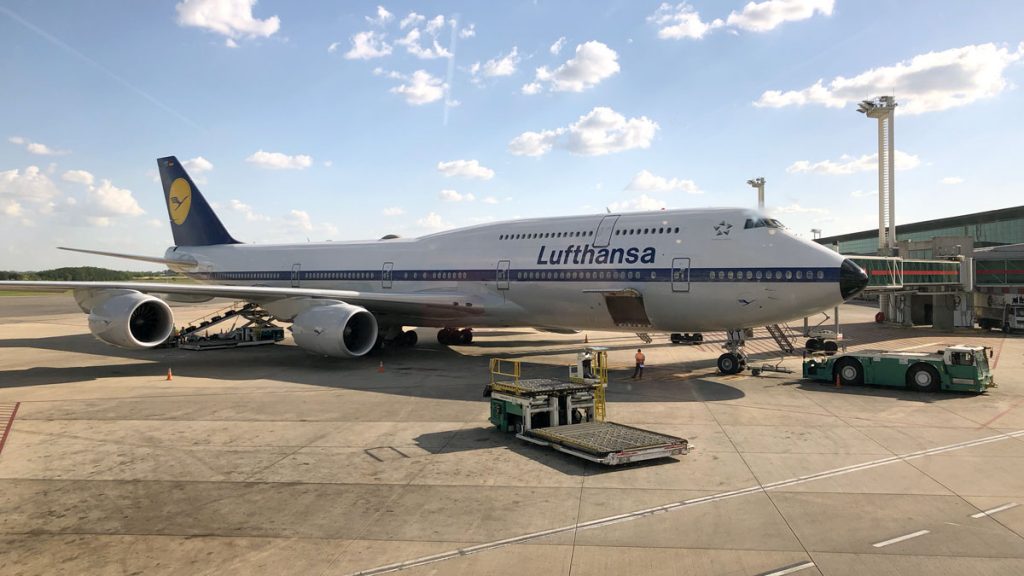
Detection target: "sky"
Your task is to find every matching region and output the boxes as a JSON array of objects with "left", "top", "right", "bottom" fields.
[{"left": 1, "top": 0, "right": 1022, "bottom": 271}]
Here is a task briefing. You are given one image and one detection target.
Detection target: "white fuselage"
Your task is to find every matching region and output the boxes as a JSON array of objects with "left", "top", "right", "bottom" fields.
[{"left": 167, "top": 208, "right": 852, "bottom": 332}]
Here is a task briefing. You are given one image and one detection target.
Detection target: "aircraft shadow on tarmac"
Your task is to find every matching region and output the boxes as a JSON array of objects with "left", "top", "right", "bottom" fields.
[{"left": 0, "top": 333, "right": 746, "bottom": 403}]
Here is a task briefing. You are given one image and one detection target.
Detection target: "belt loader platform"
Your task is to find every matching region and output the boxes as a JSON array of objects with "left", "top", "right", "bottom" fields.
[{"left": 487, "top": 356, "right": 688, "bottom": 466}]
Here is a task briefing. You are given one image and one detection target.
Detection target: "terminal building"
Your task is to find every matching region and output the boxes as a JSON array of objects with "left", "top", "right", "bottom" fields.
[{"left": 815, "top": 205, "right": 1024, "bottom": 329}]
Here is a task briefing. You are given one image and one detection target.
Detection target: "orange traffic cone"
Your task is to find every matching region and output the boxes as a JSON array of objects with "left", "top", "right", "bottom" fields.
[
  {"left": 834, "top": 372, "right": 841, "bottom": 388},
  {"left": 166, "top": 368, "right": 173, "bottom": 381},
  {"left": 378, "top": 361, "right": 385, "bottom": 373}
]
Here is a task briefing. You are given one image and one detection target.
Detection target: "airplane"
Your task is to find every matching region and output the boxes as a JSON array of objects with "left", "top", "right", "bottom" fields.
[{"left": 0, "top": 155, "right": 869, "bottom": 374}]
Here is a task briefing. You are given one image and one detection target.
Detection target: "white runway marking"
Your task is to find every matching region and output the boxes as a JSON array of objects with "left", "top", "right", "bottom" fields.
[
  {"left": 759, "top": 561, "right": 816, "bottom": 575},
  {"left": 971, "top": 502, "right": 1020, "bottom": 518},
  {"left": 873, "top": 529, "right": 930, "bottom": 548},
  {"left": 896, "top": 342, "right": 942, "bottom": 351},
  {"left": 345, "top": 429, "right": 1024, "bottom": 576}
]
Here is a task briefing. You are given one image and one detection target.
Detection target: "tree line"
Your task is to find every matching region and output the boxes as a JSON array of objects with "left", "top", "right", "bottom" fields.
[{"left": 0, "top": 267, "right": 176, "bottom": 281}]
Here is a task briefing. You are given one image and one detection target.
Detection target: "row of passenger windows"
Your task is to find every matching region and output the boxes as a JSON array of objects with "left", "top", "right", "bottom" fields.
[
  {"left": 616, "top": 227, "right": 680, "bottom": 236},
  {"left": 517, "top": 270, "right": 656, "bottom": 281},
  {"left": 223, "top": 272, "right": 276, "bottom": 280},
  {"left": 500, "top": 230, "right": 593, "bottom": 240},
  {"left": 499, "top": 226, "right": 681, "bottom": 241},
  {"left": 709, "top": 270, "right": 825, "bottom": 281}
]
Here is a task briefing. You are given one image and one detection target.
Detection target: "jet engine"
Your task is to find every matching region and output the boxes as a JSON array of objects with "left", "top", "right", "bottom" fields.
[
  {"left": 87, "top": 291, "right": 175, "bottom": 349},
  {"left": 291, "top": 303, "right": 378, "bottom": 358}
]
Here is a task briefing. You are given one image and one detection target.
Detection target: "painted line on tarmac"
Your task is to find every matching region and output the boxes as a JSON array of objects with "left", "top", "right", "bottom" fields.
[
  {"left": 971, "top": 502, "right": 1020, "bottom": 518},
  {"left": 896, "top": 341, "right": 942, "bottom": 351},
  {"left": 872, "top": 529, "right": 930, "bottom": 548},
  {"left": 0, "top": 402, "right": 20, "bottom": 455},
  {"left": 757, "top": 561, "right": 817, "bottom": 576},
  {"left": 345, "top": 428, "right": 1024, "bottom": 576}
]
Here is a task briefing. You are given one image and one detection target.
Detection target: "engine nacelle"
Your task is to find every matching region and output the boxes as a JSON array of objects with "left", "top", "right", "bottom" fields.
[
  {"left": 291, "top": 303, "right": 378, "bottom": 358},
  {"left": 87, "top": 291, "right": 175, "bottom": 349}
]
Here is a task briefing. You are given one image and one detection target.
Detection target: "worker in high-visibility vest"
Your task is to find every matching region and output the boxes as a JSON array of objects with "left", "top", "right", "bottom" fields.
[{"left": 632, "top": 348, "right": 646, "bottom": 379}]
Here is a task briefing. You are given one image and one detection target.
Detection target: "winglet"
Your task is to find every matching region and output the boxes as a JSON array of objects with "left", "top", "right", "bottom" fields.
[{"left": 158, "top": 156, "right": 240, "bottom": 246}]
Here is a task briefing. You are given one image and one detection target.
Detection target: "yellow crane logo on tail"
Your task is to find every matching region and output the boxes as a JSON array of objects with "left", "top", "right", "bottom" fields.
[{"left": 168, "top": 178, "right": 192, "bottom": 225}]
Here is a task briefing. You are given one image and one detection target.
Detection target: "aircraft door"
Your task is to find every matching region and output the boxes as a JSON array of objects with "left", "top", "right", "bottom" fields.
[
  {"left": 496, "top": 260, "right": 510, "bottom": 290},
  {"left": 594, "top": 215, "right": 619, "bottom": 247},
  {"left": 671, "top": 258, "right": 690, "bottom": 292},
  {"left": 382, "top": 262, "right": 393, "bottom": 289},
  {"left": 291, "top": 263, "right": 301, "bottom": 288}
]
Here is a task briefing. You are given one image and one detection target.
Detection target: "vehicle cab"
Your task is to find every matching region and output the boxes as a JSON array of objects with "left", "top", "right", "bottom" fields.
[{"left": 943, "top": 345, "right": 994, "bottom": 389}]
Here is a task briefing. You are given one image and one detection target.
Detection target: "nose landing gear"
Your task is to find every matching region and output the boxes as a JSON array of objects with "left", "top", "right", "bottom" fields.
[{"left": 717, "top": 329, "right": 748, "bottom": 375}]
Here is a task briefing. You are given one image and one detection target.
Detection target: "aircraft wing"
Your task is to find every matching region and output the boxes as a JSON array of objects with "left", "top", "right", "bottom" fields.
[{"left": 0, "top": 281, "right": 486, "bottom": 319}]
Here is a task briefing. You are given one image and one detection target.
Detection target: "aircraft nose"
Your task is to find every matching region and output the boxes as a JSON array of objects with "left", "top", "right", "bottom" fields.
[{"left": 840, "top": 258, "right": 869, "bottom": 300}]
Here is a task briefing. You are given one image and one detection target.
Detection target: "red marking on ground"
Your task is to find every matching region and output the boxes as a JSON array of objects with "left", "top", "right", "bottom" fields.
[
  {"left": 0, "top": 402, "right": 20, "bottom": 455},
  {"left": 980, "top": 397, "right": 1024, "bottom": 429}
]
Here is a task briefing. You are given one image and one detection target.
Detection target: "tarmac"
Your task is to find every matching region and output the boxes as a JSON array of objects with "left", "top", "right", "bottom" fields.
[{"left": 1, "top": 296, "right": 1023, "bottom": 575}]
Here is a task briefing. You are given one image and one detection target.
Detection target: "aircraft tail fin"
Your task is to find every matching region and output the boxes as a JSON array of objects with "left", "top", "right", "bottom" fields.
[{"left": 158, "top": 156, "right": 240, "bottom": 246}]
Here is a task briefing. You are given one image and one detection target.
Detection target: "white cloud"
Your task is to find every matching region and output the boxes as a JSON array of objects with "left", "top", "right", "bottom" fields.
[
  {"left": 521, "top": 82, "right": 542, "bottom": 95},
  {"left": 282, "top": 209, "right": 338, "bottom": 238},
  {"left": 389, "top": 70, "right": 445, "bottom": 105},
  {"left": 648, "top": 3, "right": 722, "bottom": 40},
  {"left": 395, "top": 27, "right": 451, "bottom": 59},
  {"left": 941, "top": 176, "right": 964, "bottom": 185},
  {"left": 366, "top": 5, "right": 393, "bottom": 26},
  {"left": 8, "top": 136, "right": 68, "bottom": 156},
  {"left": 0, "top": 166, "right": 61, "bottom": 204},
  {"left": 344, "top": 31, "right": 393, "bottom": 60},
  {"left": 61, "top": 170, "right": 95, "bottom": 186},
  {"left": 225, "top": 38, "right": 238, "bottom": 48},
  {"left": 437, "top": 159, "right": 495, "bottom": 180},
  {"left": 481, "top": 196, "right": 499, "bottom": 204},
  {"left": 327, "top": 41, "right": 340, "bottom": 53},
  {"left": 87, "top": 216, "right": 111, "bottom": 228},
  {"left": 183, "top": 156, "right": 214, "bottom": 174},
  {"left": 400, "top": 12, "right": 425, "bottom": 29},
  {"left": 228, "top": 199, "right": 268, "bottom": 221},
  {"left": 526, "top": 41, "right": 619, "bottom": 93},
  {"left": 771, "top": 203, "right": 830, "bottom": 215},
  {"left": 550, "top": 37, "right": 567, "bottom": 55},
  {"left": 755, "top": 42, "right": 1024, "bottom": 114},
  {"left": 726, "top": 0, "right": 834, "bottom": 32},
  {"left": 850, "top": 189, "right": 876, "bottom": 198},
  {"left": 625, "top": 170, "right": 703, "bottom": 194},
  {"left": 608, "top": 194, "right": 667, "bottom": 212},
  {"left": 245, "top": 150, "right": 313, "bottom": 170},
  {"left": 508, "top": 107, "right": 659, "bottom": 157},
  {"left": 88, "top": 180, "right": 144, "bottom": 217},
  {"left": 787, "top": 150, "right": 920, "bottom": 174},
  {"left": 459, "top": 24, "right": 476, "bottom": 38},
  {"left": 439, "top": 189, "right": 475, "bottom": 202},
  {"left": 417, "top": 211, "right": 451, "bottom": 230},
  {"left": 175, "top": 0, "right": 280, "bottom": 40},
  {"left": 382, "top": 207, "right": 405, "bottom": 216},
  {"left": 472, "top": 46, "right": 520, "bottom": 79}
]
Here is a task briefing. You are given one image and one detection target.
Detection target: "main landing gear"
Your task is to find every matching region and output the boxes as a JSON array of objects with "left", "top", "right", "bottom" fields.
[
  {"left": 717, "top": 329, "right": 748, "bottom": 375},
  {"left": 437, "top": 327, "right": 473, "bottom": 345},
  {"left": 377, "top": 326, "right": 418, "bottom": 349}
]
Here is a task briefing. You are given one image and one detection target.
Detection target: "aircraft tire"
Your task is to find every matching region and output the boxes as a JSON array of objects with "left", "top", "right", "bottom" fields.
[{"left": 717, "top": 353, "right": 743, "bottom": 375}]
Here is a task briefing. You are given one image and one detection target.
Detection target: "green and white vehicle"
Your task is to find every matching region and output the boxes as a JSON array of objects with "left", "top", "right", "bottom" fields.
[{"left": 802, "top": 345, "right": 994, "bottom": 393}]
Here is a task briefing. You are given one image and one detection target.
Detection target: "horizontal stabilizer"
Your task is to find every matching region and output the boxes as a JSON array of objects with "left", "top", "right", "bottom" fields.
[{"left": 58, "top": 247, "right": 197, "bottom": 268}]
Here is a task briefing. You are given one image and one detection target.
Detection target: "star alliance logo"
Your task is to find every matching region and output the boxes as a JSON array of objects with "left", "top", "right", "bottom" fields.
[{"left": 714, "top": 221, "right": 732, "bottom": 236}]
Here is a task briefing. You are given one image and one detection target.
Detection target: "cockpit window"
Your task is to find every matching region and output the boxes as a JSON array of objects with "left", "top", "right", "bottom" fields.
[{"left": 744, "top": 218, "right": 785, "bottom": 229}]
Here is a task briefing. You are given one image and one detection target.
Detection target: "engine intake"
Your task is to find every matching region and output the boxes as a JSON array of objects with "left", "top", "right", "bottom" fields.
[
  {"left": 87, "top": 291, "right": 175, "bottom": 349},
  {"left": 291, "top": 303, "right": 378, "bottom": 358}
]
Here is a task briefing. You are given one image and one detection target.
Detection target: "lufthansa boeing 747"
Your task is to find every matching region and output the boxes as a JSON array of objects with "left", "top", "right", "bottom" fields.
[{"left": 0, "top": 156, "right": 869, "bottom": 373}]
